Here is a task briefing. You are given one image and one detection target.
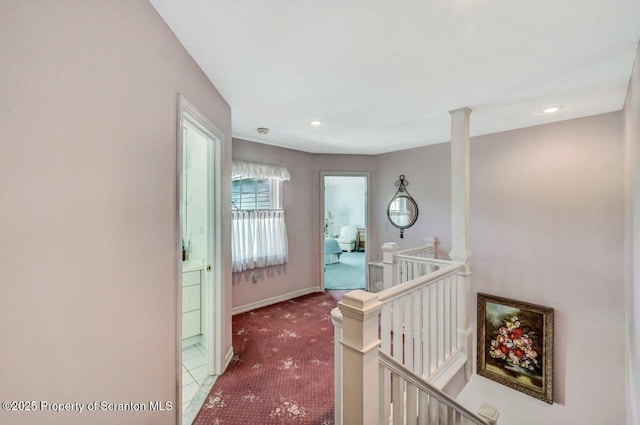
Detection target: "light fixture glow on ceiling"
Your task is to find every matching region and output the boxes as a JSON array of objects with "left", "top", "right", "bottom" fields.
[
  {"left": 309, "top": 120, "right": 322, "bottom": 126},
  {"left": 540, "top": 105, "right": 565, "bottom": 114}
]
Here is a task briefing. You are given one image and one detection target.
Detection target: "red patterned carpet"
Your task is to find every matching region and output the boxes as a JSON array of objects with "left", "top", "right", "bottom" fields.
[{"left": 193, "top": 291, "right": 341, "bottom": 425}]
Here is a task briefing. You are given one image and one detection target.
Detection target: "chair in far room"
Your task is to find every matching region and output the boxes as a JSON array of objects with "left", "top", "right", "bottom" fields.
[{"left": 336, "top": 225, "right": 359, "bottom": 252}]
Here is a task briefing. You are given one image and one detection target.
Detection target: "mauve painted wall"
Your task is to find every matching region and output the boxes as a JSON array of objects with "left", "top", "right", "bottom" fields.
[
  {"left": 0, "top": 2, "right": 232, "bottom": 424},
  {"left": 374, "top": 142, "right": 452, "bottom": 260},
  {"left": 457, "top": 113, "right": 626, "bottom": 424},
  {"left": 624, "top": 42, "right": 640, "bottom": 425}
]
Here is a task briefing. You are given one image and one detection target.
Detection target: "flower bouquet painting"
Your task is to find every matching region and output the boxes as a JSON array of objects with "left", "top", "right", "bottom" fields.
[{"left": 477, "top": 293, "right": 554, "bottom": 404}]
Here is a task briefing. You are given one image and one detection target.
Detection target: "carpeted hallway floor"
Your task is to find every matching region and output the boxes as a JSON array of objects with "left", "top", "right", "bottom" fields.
[
  {"left": 325, "top": 251, "right": 365, "bottom": 290},
  {"left": 193, "top": 291, "right": 341, "bottom": 425}
]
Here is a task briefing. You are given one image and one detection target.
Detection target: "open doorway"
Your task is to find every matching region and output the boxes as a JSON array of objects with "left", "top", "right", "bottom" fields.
[
  {"left": 321, "top": 173, "right": 369, "bottom": 291},
  {"left": 177, "top": 95, "right": 225, "bottom": 424}
]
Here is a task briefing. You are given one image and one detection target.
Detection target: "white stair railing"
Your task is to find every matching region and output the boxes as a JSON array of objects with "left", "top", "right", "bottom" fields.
[
  {"left": 379, "top": 260, "right": 468, "bottom": 422},
  {"left": 383, "top": 237, "right": 440, "bottom": 289},
  {"left": 379, "top": 350, "right": 497, "bottom": 425},
  {"left": 370, "top": 237, "right": 440, "bottom": 293},
  {"left": 379, "top": 263, "right": 465, "bottom": 377},
  {"left": 332, "top": 240, "right": 483, "bottom": 425},
  {"left": 396, "top": 236, "right": 440, "bottom": 283}
]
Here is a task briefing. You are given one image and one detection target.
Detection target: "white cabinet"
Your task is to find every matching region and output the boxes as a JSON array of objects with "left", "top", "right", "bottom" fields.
[
  {"left": 183, "top": 310, "right": 201, "bottom": 339},
  {"left": 183, "top": 270, "right": 201, "bottom": 286},
  {"left": 183, "top": 285, "right": 200, "bottom": 313},
  {"left": 182, "top": 269, "right": 202, "bottom": 340}
]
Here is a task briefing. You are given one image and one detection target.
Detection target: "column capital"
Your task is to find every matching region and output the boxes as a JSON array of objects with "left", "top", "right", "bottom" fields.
[{"left": 449, "top": 107, "right": 472, "bottom": 116}]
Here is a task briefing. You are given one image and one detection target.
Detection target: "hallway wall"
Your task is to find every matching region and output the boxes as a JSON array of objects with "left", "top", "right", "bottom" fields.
[
  {"left": 624, "top": 40, "right": 640, "bottom": 425},
  {"left": 0, "top": 2, "right": 232, "bottom": 424},
  {"left": 459, "top": 113, "right": 625, "bottom": 424}
]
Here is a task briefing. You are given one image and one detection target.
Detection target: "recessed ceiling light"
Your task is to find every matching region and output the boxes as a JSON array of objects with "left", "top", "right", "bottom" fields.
[
  {"left": 257, "top": 127, "right": 269, "bottom": 134},
  {"left": 540, "top": 105, "right": 564, "bottom": 114},
  {"left": 309, "top": 120, "right": 322, "bottom": 127}
]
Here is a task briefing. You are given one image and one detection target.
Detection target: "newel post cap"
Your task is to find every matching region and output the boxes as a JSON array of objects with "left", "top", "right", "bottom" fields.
[
  {"left": 424, "top": 236, "right": 438, "bottom": 246},
  {"left": 478, "top": 403, "right": 499, "bottom": 424},
  {"left": 339, "top": 290, "right": 383, "bottom": 319},
  {"left": 381, "top": 242, "right": 399, "bottom": 252},
  {"left": 382, "top": 243, "right": 399, "bottom": 263}
]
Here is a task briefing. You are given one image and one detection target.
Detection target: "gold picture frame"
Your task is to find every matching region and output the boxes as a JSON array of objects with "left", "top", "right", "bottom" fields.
[{"left": 477, "top": 293, "right": 554, "bottom": 404}]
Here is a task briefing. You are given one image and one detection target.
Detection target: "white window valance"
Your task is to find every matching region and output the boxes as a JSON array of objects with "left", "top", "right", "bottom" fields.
[{"left": 232, "top": 160, "right": 290, "bottom": 181}]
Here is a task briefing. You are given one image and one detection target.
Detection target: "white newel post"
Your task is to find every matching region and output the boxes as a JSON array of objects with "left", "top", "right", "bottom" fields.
[
  {"left": 449, "top": 107, "right": 473, "bottom": 380},
  {"left": 338, "top": 290, "right": 383, "bottom": 425},
  {"left": 424, "top": 236, "right": 439, "bottom": 261},
  {"left": 382, "top": 242, "right": 399, "bottom": 290},
  {"left": 331, "top": 307, "right": 344, "bottom": 425}
]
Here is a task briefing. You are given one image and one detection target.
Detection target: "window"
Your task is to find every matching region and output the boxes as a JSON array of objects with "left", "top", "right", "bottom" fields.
[
  {"left": 231, "top": 178, "right": 279, "bottom": 210},
  {"left": 231, "top": 160, "right": 290, "bottom": 272}
]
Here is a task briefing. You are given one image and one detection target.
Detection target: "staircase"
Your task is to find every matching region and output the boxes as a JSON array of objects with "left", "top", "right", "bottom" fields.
[{"left": 331, "top": 240, "right": 498, "bottom": 424}]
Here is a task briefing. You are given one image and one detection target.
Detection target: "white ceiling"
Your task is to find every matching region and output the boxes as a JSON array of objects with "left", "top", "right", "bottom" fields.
[{"left": 150, "top": 0, "right": 640, "bottom": 154}]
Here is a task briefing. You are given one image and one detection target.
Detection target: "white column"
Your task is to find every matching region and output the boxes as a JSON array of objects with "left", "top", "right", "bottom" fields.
[
  {"left": 338, "top": 290, "right": 383, "bottom": 425},
  {"left": 449, "top": 107, "right": 473, "bottom": 379},
  {"left": 382, "top": 242, "right": 399, "bottom": 290},
  {"left": 449, "top": 107, "right": 471, "bottom": 269}
]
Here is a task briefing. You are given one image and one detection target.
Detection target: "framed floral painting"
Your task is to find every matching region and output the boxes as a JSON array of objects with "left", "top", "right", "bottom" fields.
[{"left": 477, "top": 293, "right": 554, "bottom": 404}]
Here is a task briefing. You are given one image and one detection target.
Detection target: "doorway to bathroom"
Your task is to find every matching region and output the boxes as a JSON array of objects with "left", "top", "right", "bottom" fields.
[
  {"left": 321, "top": 172, "right": 369, "bottom": 291},
  {"left": 177, "top": 95, "right": 224, "bottom": 424}
]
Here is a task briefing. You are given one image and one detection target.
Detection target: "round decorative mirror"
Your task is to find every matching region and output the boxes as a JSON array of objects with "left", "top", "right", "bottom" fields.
[{"left": 387, "top": 175, "right": 418, "bottom": 238}]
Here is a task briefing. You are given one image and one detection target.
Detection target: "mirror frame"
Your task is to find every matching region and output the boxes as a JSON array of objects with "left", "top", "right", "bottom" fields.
[
  {"left": 387, "top": 194, "right": 419, "bottom": 230},
  {"left": 387, "top": 175, "right": 419, "bottom": 238}
]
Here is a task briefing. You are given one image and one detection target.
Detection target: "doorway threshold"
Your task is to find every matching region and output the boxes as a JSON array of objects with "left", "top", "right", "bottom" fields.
[{"left": 182, "top": 374, "right": 218, "bottom": 425}]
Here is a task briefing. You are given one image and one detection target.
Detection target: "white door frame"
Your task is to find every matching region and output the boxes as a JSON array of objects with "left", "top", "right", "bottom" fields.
[
  {"left": 176, "top": 94, "right": 225, "bottom": 423},
  {"left": 319, "top": 171, "right": 370, "bottom": 291}
]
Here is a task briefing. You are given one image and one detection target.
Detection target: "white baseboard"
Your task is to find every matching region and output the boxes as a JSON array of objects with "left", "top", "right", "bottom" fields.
[
  {"left": 223, "top": 346, "right": 234, "bottom": 372},
  {"left": 232, "top": 286, "right": 323, "bottom": 315}
]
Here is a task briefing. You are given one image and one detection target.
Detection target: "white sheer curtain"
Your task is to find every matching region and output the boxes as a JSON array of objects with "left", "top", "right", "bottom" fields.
[{"left": 232, "top": 210, "right": 288, "bottom": 272}]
